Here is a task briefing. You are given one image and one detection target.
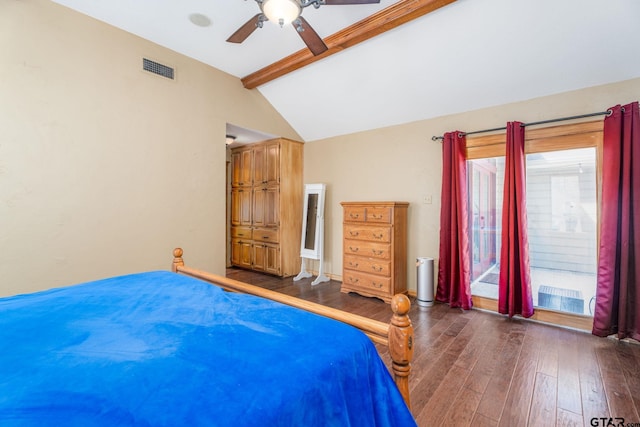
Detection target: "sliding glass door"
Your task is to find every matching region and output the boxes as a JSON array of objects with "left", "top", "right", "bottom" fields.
[
  {"left": 468, "top": 158, "right": 499, "bottom": 283},
  {"left": 525, "top": 148, "right": 597, "bottom": 315},
  {"left": 467, "top": 125, "right": 600, "bottom": 317}
]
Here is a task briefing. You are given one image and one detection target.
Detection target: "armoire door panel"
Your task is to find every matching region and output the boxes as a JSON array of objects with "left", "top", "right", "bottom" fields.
[
  {"left": 252, "top": 243, "right": 266, "bottom": 272},
  {"left": 231, "top": 147, "right": 253, "bottom": 187},
  {"left": 231, "top": 188, "right": 252, "bottom": 226},
  {"left": 231, "top": 238, "right": 252, "bottom": 269},
  {"left": 264, "top": 187, "right": 279, "bottom": 228},
  {"left": 265, "top": 142, "right": 280, "bottom": 185},
  {"left": 239, "top": 189, "right": 252, "bottom": 226},
  {"left": 253, "top": 144, "right": 267, "bottom": 186},
  {"left": 252, "top": 188, "right": 266, "bottom": 227},
  {"left": 264, "top": 244, "right": 280, "bottom": 275}
]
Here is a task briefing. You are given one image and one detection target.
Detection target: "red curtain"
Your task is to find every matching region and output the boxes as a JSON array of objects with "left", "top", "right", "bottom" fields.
[
  {"left": 436, "top": 131, "right": 472, "bottom": 310},
  {"left": 498, "top": 122, "right": 534, "bottom": 318},
  {"left": 593, "top": 102, "right": 640, "bottom": 341}
]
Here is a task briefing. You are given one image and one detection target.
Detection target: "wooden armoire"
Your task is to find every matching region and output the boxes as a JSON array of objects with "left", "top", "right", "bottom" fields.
[{"left": 229, "top": 137, "right": 303, "bottom": 277}]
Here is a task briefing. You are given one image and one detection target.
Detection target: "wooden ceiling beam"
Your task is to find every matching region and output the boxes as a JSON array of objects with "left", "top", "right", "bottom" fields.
[{"left": 241, "top": 0, "right": 457, "bottom": 89}]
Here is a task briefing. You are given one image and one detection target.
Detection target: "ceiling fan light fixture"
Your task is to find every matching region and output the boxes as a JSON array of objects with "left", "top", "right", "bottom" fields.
[{"left": 262, "top": 0, "right": 301, "bottom": 27}]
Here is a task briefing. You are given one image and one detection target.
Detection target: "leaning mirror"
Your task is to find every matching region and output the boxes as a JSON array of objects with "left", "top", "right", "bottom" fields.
[
  {"left": 300, "top": 183, "right": 325, "bottom": 259},
  {"left": 303, "top": 193, "right": 318, "bottom": 251},
  {"left": 294, "top": 183, "right": 329, "bottom": 285}
]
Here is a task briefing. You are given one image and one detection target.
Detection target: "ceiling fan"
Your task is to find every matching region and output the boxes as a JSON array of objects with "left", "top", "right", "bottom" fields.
[{"left": 227, "top": 0, "right": 381, "bottom": 56}]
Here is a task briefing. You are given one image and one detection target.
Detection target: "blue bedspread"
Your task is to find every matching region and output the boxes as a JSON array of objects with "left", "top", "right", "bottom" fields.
[{"left": 0, "top": 271, "right": 416, "bottom": 426}]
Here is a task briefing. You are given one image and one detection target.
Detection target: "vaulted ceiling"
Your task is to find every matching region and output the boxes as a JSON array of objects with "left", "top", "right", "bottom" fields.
[{"left": 51, "top": 0, "right": 640, "bottom": 142}]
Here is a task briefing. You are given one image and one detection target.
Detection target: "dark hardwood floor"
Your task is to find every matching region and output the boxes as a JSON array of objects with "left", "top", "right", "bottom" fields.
[{"left": 226, "top": 267, "right": 640, "bottom": 427}]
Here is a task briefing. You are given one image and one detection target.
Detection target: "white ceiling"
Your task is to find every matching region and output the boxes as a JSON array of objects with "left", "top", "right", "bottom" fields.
[{"left": 51, "top": 0, "right": 640, "bottom": 142}]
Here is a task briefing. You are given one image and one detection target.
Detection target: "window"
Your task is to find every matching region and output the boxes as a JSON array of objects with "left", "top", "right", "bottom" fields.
[{"left": 466, "top": 121, "right": 602, "bottom": 319}]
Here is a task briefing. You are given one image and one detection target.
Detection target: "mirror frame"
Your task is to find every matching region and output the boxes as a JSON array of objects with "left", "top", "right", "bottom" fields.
[{"left": 299, "top": 183, "right": 326, "bottom": 260}]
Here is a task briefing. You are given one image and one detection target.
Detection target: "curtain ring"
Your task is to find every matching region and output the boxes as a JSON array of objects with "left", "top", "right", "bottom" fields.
[
  {"left": 457, "top": 132, "right": 466, "bottom": 138},
  {"left": 606, "top": 108, "right": 614, "bottom": 116}
]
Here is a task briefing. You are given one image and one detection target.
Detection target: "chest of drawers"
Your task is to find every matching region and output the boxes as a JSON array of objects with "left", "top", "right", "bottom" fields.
[{"left": 340, "top": 201, "right": 409, "bottom": 303}]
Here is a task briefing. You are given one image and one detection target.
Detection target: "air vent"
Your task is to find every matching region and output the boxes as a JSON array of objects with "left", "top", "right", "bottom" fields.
[{"left": 143, "top": 58, "right": 174, "bottom": 80}]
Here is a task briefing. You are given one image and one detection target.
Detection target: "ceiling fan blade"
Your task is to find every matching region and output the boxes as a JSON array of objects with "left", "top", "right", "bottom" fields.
[
  {"left": 294, "top": 17, "right": 328, "bottom": 56},
  {"left": 227, "top": 14, "right": 263, "bottom": 44},
  {"left": 322, "top": 0, "right": 380, "bottom": 4}
]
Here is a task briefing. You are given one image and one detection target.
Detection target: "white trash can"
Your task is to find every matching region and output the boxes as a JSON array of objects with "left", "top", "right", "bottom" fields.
[{"left": 416, "top": 257, "right": 434, "bottom": 307}]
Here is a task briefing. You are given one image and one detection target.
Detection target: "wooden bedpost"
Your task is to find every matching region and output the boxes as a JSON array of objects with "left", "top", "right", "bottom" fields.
[
  {"left": 172, "top": 248, "right": 184, "bottom": 273},
  {"left": 389, "top": 293, "right": 414, "bottom": 410}
]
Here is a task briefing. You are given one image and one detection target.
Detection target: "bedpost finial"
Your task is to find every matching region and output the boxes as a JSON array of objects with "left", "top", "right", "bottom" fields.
[
  {"left": 172, "top": 248, "right": 184, "bottom": 272},
  {"left": 391, "top": 293, "right": 410, "bottom": 316}
]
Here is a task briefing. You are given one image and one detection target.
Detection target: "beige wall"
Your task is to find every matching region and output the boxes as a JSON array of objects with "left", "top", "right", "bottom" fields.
[
  {"left": 0, "top": 0, "right": 300, "bottom": 296},
  {"left": 2, "top": 1, "right": 638, "bottom": 298},
  {"left": 304, "top": 78, "right": 640, "bottom": 292}
]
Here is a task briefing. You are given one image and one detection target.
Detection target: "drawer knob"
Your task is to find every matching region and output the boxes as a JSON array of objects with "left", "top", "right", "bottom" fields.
[
  {"left": 350, "top": 277, "right": 360, "bottom": 283},
  {"left": 373, "top": 233, "right": 383, "bottom": 239},
  {"left": 372, "top": 214, "right": 383, "bottom": 219},
  {"left": 349, "top": 246, "right": 359, "bottom": 252},
  {"left": 349, "top": 231, "right": 359, "bottom": 237},
  {"left": 373, "top": 282, "right": 383, "bottom": 288},
  {"left": 349, "top": 262, "right": 359, "bottom": 268},
  {"left": 372, "top": 249, "right": 383, "bottom": 255},
  {"left": 372, "top": 265, "right": 382, "bottom": 272},
  {"left": 349, "top": 213, "right": 360, "bottom": 219}
]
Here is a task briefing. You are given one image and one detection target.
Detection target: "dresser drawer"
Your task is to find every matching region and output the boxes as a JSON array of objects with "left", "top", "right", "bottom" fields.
[
  {"left": 252, "top": 227, "right": 279, "bottom": 243},
  {"left": 344, "top": 239, "right": 391, "bottom": 260},
  {"left": 342, "top": 270, "right": 391, "bottom": 294},
  {"left": 344, "top": 224, "right": 390, "bottom": 243},
  {"left": 231, "top": 226, "right": 252, "bottom": 240},
  {"left": 344, "top": 254, "right": 390, "bottom": 276},
  {"left": 365, "top": 206, "right": 392, "bottom": 223},
  {"left": 343, "top": 206, "right": 367, "bottom": 222}
]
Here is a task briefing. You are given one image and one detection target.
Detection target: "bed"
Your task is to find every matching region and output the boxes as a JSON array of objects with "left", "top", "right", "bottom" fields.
[{"left": 0, "top": 248, "right": 415, "bottom": 426}]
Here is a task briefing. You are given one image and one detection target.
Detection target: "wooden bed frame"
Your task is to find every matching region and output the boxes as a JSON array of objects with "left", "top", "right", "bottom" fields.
[{"left": 171, "top": 248, "right": 414, "bottom": 409}]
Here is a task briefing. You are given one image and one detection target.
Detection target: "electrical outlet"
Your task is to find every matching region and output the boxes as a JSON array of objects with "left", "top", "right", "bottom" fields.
[{"left": 423, "top": 195, "right": 433, "bottom": 204}]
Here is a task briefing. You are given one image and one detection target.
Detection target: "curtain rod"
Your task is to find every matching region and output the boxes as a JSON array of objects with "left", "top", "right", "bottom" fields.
[{"left": 430, "top": 110, "right": 612, "bottom": 141}]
